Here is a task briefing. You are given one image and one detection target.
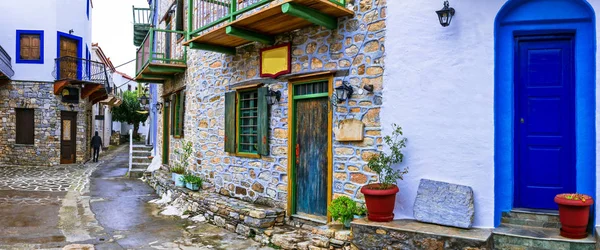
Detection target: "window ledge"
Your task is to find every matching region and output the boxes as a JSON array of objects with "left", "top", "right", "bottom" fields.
[
  {"left": 232, "top": 153, "right": 261, "bottom": 159},
  {"left": 14, "top": 143, "right": 34, "bottom": 147}
]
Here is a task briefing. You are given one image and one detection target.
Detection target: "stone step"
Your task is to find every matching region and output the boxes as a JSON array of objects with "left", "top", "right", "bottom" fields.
[
  {"left": 132, "top": 145, "right": 153, "bottom": 150},
  {"left": 132, "top": 150, "right": 152, "bottom": 157},
  {"left": 501, "top": 209, "right": 560, "bottom": 229},
  {"left": 493, "top": 224, "right": 594, "bottom": 250},
  {"left": 131, "top": 163, "right": 149, "bottom": 170},
  {"left": 132, "top": 156, "right": 153, "bottom": 163},
  {"left": 128, "top": 169, "right": 148, "bottom": 178}
]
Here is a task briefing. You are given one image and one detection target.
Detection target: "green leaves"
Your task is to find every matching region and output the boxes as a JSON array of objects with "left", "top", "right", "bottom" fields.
[
  {"left": 328, "top": 196, "right": 359, "bottom": 224},
  {"left": 111, "top": 90, "right": 149, "bottom": 126},
  {"left": 366, "top": 123, "right": 409, "bottom": 189},
  {"left": 181, "top": 174, "right": 204, "bottom": 185}
]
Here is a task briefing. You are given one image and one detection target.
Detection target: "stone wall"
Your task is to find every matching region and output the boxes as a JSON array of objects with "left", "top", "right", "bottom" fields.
[
  {"left": 155, "top": 0, "right": 386, "bottom": 208},
  {"left": 0, "top": 81, "right": 93, "bottom": 166}
]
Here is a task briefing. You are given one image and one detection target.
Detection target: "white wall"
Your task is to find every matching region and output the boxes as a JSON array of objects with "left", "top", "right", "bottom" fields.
[
  {"left": 385, "top": 0, "right": 504, "bottom": 228},
  {"left": 0, "top": 0, "right": 92, "bottom": 82}
]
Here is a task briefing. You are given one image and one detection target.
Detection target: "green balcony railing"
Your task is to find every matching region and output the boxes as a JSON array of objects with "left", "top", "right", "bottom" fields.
[
  {"left": 187, "top": 0, "right": 346, "bottom": 40},
  {"left": 135, "top": 28, "right": 187, "bottom": 76}
]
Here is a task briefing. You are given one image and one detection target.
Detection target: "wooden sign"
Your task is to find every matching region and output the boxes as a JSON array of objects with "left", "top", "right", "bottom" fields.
[
  {"left": 260, "top": 43, "right": 291, "bottom": 78},
  {"left": 333, "top": 119, "right": 364, "bottom": 142}
]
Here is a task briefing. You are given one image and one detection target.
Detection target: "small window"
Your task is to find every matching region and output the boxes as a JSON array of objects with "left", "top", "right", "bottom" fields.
[
  {"left": 171, "top": 90, "right": 185, "bottom": 137},
  {"left": 16, "top": 30, "right": 44, "bottom": 64},
  {"left": 224, "top": 87, "right": 269, "bottom": 156},
  {"left": 16, "top": 108, "right": 34, "bottom": 145}
]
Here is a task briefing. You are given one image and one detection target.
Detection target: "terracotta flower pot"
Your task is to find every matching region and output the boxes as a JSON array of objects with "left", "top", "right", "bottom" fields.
[
  {"left": 361, "top": 184, "right": 399, "bottom": 222},
  {"left": 554, "top": 193, "right": 594, "bottom": 239}
]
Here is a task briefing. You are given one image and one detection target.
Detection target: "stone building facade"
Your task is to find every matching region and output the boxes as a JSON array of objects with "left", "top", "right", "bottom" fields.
[
  {"left": 155, "top": 0, "right": 385, "bottom": 214},
  {"left": 0, "top": 81, "right": 93, "bottom": 166}
]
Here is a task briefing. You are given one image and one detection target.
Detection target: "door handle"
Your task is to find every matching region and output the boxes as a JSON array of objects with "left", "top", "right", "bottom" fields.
[
  {"left": 295, "top": 143, "right": 300, "bottom": 165},
  {"left": 520, "top": 118, "right": 524, "bottom": 124}
]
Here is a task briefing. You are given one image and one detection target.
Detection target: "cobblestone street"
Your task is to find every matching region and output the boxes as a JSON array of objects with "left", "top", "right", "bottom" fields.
[{"left": 0, "top": 145, "right": 268, "bottom": 249}]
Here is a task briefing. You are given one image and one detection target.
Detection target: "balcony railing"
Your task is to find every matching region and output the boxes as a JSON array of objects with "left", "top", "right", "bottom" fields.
[
  {"left": 0, "top": 45, "right": 14, "bottom": 79},
  {"left": 133, "top": 6, "right": 153, "bottom": 46},
  {"left": 53, "top": 56, "right": 110, "bottom": 86},
  {"left": 187, "top": 0, "right": 346, "bottom": 39},
  {"left": 135, "top": 28, "right": 187, "bottom": 76}
]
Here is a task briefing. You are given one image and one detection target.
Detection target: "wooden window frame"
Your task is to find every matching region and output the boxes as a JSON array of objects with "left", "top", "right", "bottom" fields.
[
  {"left": 15, "top": 108, "right": 35, "bottom": 145},
  {"left": 171, "top": 90, "right": 185, "bottom": 138},
  {"left": 16, "top": 30, "right": 44, "bottom": 64},
  {"left": 236, "top": 88, "right": 260, "bottom": 156}
]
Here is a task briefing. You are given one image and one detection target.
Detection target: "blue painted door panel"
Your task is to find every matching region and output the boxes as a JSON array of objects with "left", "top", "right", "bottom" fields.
[
  {"left": 295, "top": 97, "right": 328, "bottom": 218},
  {"left": 515, "top": 36, "right": 575, "bottom": 210}
]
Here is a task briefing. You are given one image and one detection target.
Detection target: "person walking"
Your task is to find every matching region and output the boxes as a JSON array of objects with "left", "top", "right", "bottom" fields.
[{"left": 91, "top": 131, "right": 102, "bottom": 162}]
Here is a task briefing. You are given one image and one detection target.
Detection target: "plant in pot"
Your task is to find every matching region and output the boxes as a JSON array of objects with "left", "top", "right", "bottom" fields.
[
  {"left": 328, "top": 196, "right": 359, "bottom": 229},
  {"left": 182, "top": 174, "right": 204, "bottom": 191},
  {"left": 361, "top": 123, "right": 408, "bottom": 222},
  {"left": 171, "top": 141, "right": 193, "bottom": 188},
  {"left": 355, "top": 204, "right": 367, "bottom": 219},
  {"left": 170, "top": 166, "right": 185, "bottom": 187},
  {"left": 554, "top": 193, "right": 594, "bottom": 239}
]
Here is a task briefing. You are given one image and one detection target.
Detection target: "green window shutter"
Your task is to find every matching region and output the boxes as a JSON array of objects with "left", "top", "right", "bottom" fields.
[
  {"left": 171, "top": 94, "right": 176, "bottom": 136},
  {"left": 179, "top": 91, "right": 185, "bottom": 137},
  {"left": 224, "top": 91, "right": 236, "bottom": 153},
  {"left": 257, "top": 87, "right": 269, "bottom": 155},
  {"left": 175, "top": 0, "right": 184, "bottom": 39}
]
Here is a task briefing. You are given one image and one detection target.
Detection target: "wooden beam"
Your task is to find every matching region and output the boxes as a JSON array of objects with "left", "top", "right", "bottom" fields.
[
  {"left": 281, "top": 3, "right": 337, "bottom": 30},
  {"left": 225, "top": 26, "right": 274, "bottom": 45},
  {"left": 81, "top": 84, "right": 102, "bottom": 98},
  {"left": 189, "top": 42, "right": 236, "bottom": 55},
  {"left": 53, "top": 80, "right": 70, "bottom": 95},
  {"left": 147, "top": 65, "right": 186, "bottom": 74}
]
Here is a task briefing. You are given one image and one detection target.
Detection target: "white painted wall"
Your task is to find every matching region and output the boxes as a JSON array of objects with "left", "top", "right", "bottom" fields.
[
  {"left": 386, "top": 0, "right": 600, "bottom": 228},
  {"left": 0, "top": 0, "right": 92, "bottom": 82}
]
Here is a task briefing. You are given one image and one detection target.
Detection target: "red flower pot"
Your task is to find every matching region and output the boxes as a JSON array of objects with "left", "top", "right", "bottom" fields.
[
  {"left": 554, "top": 193, "right": 594, "bottom": 239},
  {"left": 361, "top": 184, "right": 399, "bottom": 222}
]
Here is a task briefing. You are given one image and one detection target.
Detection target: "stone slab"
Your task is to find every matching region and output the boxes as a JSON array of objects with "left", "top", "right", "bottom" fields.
[
  {"left": 333, "top": 119, "right": 364, "bottom": 142},
  {"left": 413, "top": 179, "right": 474, "bottom": 228}
]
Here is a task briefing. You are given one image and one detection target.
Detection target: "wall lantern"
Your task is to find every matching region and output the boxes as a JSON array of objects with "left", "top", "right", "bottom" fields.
[
  {"left": 436, "top": 0, "right": 455, "bottom": 27},
  {"left": 266, "top": 89, "right": 281, "bottom": 105},
  {"left": 335, "top": 82, "right": 354, "bottom": 103},
  {"left": 139, "top": 95, "right": 149, "bottom": 106}
]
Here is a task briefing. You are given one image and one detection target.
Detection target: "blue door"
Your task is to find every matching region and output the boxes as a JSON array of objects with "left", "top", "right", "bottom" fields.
[{"left": 515, "top": 36, "right": 575, "bottom": 210}]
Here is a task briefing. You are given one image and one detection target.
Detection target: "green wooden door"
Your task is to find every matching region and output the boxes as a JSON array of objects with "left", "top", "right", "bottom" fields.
[{"left": 162, "top": 102, "right": 170, "bottom": 164}]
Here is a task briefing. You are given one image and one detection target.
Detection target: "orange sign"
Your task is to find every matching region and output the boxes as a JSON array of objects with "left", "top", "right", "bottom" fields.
[{"left": 260, "top": 43, "right": 291, "bottom": 78}]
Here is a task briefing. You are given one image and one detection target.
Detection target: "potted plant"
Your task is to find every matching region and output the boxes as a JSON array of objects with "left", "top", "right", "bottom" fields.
[
  {"left": 361, "top": 124, "right": 409, "bottom": 222},
  {"left": 328, "top": 196, "right": 359, "bottom": 228},
  {"left": 182, "top": 174, "right": 204, "bottom": 191},
  {"left": 170, "top": 166, "right": 186, "bottom": 187},
  {"left": 554, "top": 193, "right": 594, "bottom": 239},
  {"left": 354, "top": 204, "right": 367, "bottom": 219}
]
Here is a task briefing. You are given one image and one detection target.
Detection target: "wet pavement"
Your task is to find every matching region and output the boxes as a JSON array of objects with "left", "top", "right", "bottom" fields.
[{"left": 0, "top": 145, "right": 269, "bottom": 249}]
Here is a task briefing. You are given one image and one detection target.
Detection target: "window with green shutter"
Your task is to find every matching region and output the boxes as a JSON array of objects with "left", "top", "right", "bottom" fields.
[
  {"left": 224, "top": 86, "right": 269, "bottom": 156},
  {"left": 170, "top": 90, "right": 185, "bottom": 137}
]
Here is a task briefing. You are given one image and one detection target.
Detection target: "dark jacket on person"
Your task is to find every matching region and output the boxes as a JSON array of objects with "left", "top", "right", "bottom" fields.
[{"left": 91, "top": 132, "right": 102, "bottom": 148}]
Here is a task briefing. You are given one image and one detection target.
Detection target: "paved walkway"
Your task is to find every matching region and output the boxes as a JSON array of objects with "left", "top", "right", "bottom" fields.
[{"left": 0, "top": 145, "right": 267, "bottom": 249}]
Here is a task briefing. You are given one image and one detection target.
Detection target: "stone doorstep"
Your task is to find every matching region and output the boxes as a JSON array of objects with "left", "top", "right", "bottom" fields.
[
  {"left": 493, "top": 224, "right": 595, "bottom": 244},
  {"left": 352, "top": 218, "right": 493, "bottom": 250},
  {"left": 147, "top": 169, "right": 354, "bottom": 249}
]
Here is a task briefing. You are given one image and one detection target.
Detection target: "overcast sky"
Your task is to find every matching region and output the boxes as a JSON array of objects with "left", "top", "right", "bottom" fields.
[{"left": 92, "top": 0, "right": 150, "bottom": 77}]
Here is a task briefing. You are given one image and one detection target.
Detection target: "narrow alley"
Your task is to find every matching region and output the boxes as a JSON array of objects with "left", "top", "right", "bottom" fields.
[{"left": 0, "top": 146, "right": 268, "bottom": 249}]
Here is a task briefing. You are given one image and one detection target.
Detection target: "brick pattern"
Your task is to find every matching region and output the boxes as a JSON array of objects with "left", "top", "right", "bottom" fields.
[
  {"left": 0, "top": 81, "right": 93, "bottom": 166},
  {"left": 155, "top": 0, "right": 386, "bottom": 208}
]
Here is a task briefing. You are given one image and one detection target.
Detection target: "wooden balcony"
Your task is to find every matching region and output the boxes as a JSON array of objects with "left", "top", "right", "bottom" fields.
[
  {"left": 135, "top": 28, "right": 188, "bottom": 83},
  {"left": 52, "top": 56, "right": 112, "bottom": 104},
  {"left": 133, "top": 7, "right": 153, "bottom": 46},
  {"left": 183, "top": 0, "right": 353, "bottom": 54},
  {"left": 0, "top": 45, "right": 14, "bottom": 83}
]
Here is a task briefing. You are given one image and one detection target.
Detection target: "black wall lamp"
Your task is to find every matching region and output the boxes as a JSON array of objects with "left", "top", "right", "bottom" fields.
[
  {"left": 334, "top": 82, "right": 354, "bottom": 103},
  {"left": 436, "top": 0, "right": 455, "bottom": 27},
  {"left": 266, "top": 89, "right": 281, "bottom": 105}
]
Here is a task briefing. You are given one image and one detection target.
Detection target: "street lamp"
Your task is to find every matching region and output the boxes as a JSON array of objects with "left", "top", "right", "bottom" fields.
[{"left": 436, "top": 0, "right": 455, "bottom": 27}]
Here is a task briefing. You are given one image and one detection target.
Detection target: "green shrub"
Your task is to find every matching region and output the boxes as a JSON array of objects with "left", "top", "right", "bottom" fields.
[
  {"left": 170, "top": 166, "right": 185, "bottom": 175},
  {"left": 328, "top": 196, "right": 358, "bottom": 224},
  {"left": 367, "top": 123, "right": 409, "bottom": 190}
]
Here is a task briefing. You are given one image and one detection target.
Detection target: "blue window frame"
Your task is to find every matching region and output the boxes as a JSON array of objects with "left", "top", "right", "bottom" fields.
[
  {"left": 85, "top": 45, "right": 91, "bottom": 80},
  {"left": 86, "top": 0, "right": 90, "bottom": 19},
  {"left": 15, "top": 30, "right": 44, "bottom": 64}
]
